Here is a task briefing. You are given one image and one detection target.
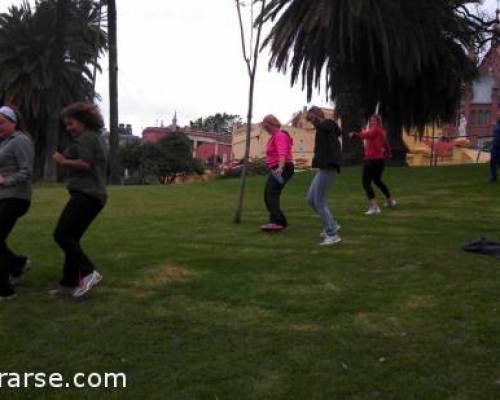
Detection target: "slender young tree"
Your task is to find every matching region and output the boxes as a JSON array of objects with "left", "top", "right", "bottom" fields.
[
  {"left": 107, "top": 0, "right": 120, "bottom": 184},
  {"left": 233, "top": 0, "right": 267, "bottom": 224}
]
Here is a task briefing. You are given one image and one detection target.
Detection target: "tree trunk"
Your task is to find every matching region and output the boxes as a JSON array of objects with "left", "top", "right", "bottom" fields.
[
  {"left": 43, "top": 0, "right": 68, "bottom": 181},
  {"left": 386, "top": 117, "right": 408, "bottom": 166},
  {"left": 108, "top": 0, "right": 120, "bottom": 184},
  {"left": 335, "top": 71, "right": 365, "bottom": 165},
  {"left": 233, "top": 71, "right": 256, "bottom": 224}
]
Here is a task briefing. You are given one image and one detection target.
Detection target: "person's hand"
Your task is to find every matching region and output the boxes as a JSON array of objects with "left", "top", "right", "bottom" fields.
[
  {"left": 52, "top": 152, "right": 66, "bottom": 165},
  {"left": 348, "top": 132, "right": 356, "bottom": 139},
  {"left": 0, "top": 174, "right": 5, "bottom": 186},
  {"left": 274, "top": 166, "right": 284, "bottom": 176}
]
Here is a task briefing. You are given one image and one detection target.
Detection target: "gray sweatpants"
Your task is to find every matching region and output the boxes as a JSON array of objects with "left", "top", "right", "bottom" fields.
[{"left": 307, "top": 169, "right": 339, "bottom": 236}]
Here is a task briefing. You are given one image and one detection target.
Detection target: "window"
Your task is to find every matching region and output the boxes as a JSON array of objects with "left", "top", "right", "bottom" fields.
[{"left": 470, "top": 110, "right": 491, "bottom": 125}]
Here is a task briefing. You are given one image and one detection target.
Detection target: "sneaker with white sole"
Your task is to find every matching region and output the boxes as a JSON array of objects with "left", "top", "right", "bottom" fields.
[
  {"left": 72, "top": 271, "right": 103, "bottom": 298},
  {"left": 319, "top": 234, "right": 342, "bottom": 246},
  {"left": 320, "top": 225, "right": 341, "bottom": 239},
  {"left": 48, "top": 285, "right": 76, "bottom": 296},
  {"left": 0, "top": 293, "right": 17, "bottom": 302},
  {"left": 385, "top": 199, "right": 397, "bottom": 209},
  {"left": 365, "top": 207, "right": 381, "bottom": 216},
  {"left": 10, "top": 259, "right": 31, "bottom": 285}
]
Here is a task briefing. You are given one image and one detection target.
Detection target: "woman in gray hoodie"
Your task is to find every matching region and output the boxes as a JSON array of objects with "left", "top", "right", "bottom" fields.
[{"left": 0, "top": 105, "right": 34, "bottom": 301}]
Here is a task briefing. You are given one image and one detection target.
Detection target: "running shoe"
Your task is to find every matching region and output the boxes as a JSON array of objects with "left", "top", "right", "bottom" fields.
[{"left": 72, "top": 271, "right": 103, "bottom": 298}]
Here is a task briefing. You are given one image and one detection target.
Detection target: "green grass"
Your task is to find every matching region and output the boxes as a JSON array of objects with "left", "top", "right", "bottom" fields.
[{"left": 1, "top": 164, "right": 500, "bottom": 399}]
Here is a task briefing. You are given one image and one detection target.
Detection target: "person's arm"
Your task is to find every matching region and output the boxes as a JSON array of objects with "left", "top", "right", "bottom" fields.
[
  {"left": 274, "top": 132, "right": 289, "bottom": 175},
  {"left": 351, "top": 127, "right": 377, "bottom": 140},
  {"left": 52, "top": 152, "right": 92, "bottom": 171},
  {"left": 0, "top": 137, "right": 34, "bottom": 187}
]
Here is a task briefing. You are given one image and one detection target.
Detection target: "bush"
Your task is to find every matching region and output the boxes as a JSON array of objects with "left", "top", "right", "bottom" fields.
[{"left": 221, "top": 158, "right": 268, "bottom": 179}]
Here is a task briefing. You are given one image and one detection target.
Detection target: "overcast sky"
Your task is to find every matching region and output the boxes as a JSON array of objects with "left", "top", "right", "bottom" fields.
[{"left": 4, "top": 0, "right": 500, "bottom": 135}]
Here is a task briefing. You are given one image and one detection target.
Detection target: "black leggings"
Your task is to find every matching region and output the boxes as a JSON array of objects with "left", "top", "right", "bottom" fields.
[
  {"left": 264, "top": 163, "right": 294, "bottom": 226},
  {"left": 54, "top": 192, "right": 104, "bottom": 287},
  {"left": 0, "top": 198, "right": 30, "bottom": 296},
  {"left": 362, "top": 159, "right": 391, "bottom": 200}
]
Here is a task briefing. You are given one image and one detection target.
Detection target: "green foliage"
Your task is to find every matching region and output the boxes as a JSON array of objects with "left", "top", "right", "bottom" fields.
[
  {"left": 189, "top": 112, "right": 242, "bottom": 133},
  {"left": 261, "top": 0, "right": 488, "bottom": 162},
  {"left": 222, "top": 157, "right": 268, "bottom": 179},
  {"left": 119, "top": 133, "right": 205, "bottom": 184},
  {"left": 0, "top": 0, "right": 107, "bottom": 173}
]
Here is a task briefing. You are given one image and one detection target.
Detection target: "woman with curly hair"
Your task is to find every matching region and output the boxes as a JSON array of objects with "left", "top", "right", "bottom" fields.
[
  {"left": 0, "top": 105, "right": 34, "bottom": 301},
  {"left": 51, "top": 102, "right": 108, "bottom": 297}
]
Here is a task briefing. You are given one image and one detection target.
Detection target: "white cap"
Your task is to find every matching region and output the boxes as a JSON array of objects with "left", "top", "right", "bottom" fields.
[{"left": 0, "top": 106, "right": 17, "bottom": 124}]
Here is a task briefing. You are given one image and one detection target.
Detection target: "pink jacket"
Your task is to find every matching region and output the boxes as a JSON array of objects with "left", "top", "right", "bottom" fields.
[
  {"left": 265, "top": 130, "right": 294, "bottom": 168},
  {"left": 354, "top": 125, "right": 392, "bottom": 160}
]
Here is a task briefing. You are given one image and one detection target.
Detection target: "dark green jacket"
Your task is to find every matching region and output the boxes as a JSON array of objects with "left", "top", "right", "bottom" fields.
[{"left": 64, "top": 130, "right": 108, "bottom": 204}]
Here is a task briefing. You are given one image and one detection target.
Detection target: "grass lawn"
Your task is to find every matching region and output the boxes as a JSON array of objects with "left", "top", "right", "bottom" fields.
[{"left": 1, "top": 164, "right": 500, "bottom": 399}]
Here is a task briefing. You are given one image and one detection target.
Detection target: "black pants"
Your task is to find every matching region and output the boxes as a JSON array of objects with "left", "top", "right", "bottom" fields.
[
  {"left": 490, "top": 147, "right": 499, "bottom": 181},
  {"left": 54, "top": 192, "right": 104, "bottom": 287},
  {"left": 362, "top": 159, "right": 391, "bottom": 200},
  {"left": 264, "top": 163, "right": 294, "bottom": 226},
  {"left": 0, "top": 199, "right": 30, "bottom": 296}
]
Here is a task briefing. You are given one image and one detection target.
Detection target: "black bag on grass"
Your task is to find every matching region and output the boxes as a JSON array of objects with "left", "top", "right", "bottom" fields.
[{"left": 463, "top": 238, "right": 500, "bottom": 257}]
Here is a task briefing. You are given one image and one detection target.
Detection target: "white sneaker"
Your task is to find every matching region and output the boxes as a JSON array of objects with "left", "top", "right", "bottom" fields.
[
  {"left": 386, "top": 199, "right": 397, "bottom": 209},
  {"left": 365, "top": 207, "right": 381, "bottom": 216},
  {"left": 72, "top": 271, "right": 103, "bottom": 298},
  {"left": 320, "top": 225, "right": 341, "bottom": 238},
  {"left": 0, "top": 293, "right": 17, "bottom": 302},
  {"left": 319, "top": 234, "right": 342, "bottom": 246}
]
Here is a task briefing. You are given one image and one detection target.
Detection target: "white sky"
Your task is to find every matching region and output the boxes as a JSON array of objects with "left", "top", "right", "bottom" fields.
[{"left": 4, "top": 0, "right": 499, "bottom": 135}]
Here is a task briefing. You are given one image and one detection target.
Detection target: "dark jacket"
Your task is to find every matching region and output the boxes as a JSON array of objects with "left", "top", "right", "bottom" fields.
[
  {"left": 493, "top": 122, "right": 500, "bottom": 148},
  {"left": 312, "top": 119, "right": 342, "bottom": 171}
]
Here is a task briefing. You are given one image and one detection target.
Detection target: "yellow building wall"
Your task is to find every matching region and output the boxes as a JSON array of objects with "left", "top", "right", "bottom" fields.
[
  {"left": 232, "top": 108, "right": 338, "bottom": 168},
  {"left": 232, "top": 124, "right": 317, "bottom": 167}
]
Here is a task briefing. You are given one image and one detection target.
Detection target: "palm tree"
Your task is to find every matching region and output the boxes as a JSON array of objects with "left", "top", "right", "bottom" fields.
[
  {"left": 107, "top": 0, "right": 120, "bottom": 184},
  {"left": 0, "top": 0, "right": 107, "bottom": 179},
  {"left": 260, "top": 0, "right": 488, "bottom": 164}
]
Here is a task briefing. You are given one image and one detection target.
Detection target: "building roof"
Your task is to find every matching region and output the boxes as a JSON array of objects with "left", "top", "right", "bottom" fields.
[{"left": 142, "top": 126, "right": 232, "bottom": 144}]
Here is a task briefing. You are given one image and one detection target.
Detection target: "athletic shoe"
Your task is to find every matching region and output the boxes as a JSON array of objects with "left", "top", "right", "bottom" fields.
[
  {"left": 72, "top": 271, "right": 103, "bottom": 298},
  {"left": 320, "top": 225, "right": 341, "bottom": 238},
  {"left": 10, "top": 259, "right": 31, "bottom": 285},
  {"left": 0, "top": 293, "right": 16, "bottom": 302},
  {"left": 260, "top": 223, "right": 285, "bottom": 232},
  {"left": 319, "top": 234, "right": 342, "bottom": 246},
  {"left": 48, "top": 285, "right": 76, "bottom": 296},
  {"left": 386, "top": 199, "right": 397, "bottom": 209},
  {"left": 365, "top": 207, "right": 381, "bottom": 216}
]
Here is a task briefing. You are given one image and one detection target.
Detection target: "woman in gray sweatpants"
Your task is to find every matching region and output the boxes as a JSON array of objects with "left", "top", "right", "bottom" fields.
[{"left": 306, "top": 107, "right": 343, "bottom": 246}]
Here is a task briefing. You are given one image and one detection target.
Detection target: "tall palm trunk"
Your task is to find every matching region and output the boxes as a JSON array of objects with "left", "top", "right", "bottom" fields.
[
  {"left": 335, "top": 69, "right": 365, "bottom": 165},
  {"left": 385, "top": 116, "right": 407, "bottom": 166},
  {"left": 43, "top": 0, "right": 68, "bottom": 181},
  {"left": 107, "top": 0, "right": 120, "bottom": 184}
]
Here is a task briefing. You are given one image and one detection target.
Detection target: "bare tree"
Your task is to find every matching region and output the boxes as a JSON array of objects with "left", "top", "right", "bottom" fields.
[{"left": 233, "top": 0, "right": 266, "bottom": 224}]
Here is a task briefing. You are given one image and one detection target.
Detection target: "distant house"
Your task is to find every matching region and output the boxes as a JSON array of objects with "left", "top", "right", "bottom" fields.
[
  {"left": 142, "top": 114, "right": 233, "bottom": 164},
  {"left": 102, "top": 123, "right": 140, "bottom": 147},
  {"left": 443, "top": 26, "right": 500, "bottom": 147}
]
